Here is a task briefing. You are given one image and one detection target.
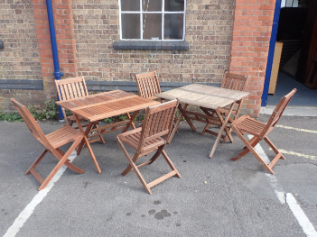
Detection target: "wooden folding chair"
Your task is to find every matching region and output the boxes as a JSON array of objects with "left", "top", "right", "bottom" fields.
[
  {"left": 11, "top": 98, "right": 85, "bottom": 190},
  {"left": 116, "top": 99, "right": 181, "bottom": 194},
  {"left": 201, "top": 72, "right": 249, "bottom": 143},
  {"left": 135, "top": 71, "right": 162, "bottom": 100},
  {"left": 231, "top": 89, "right": 297, "bottom": 174}
]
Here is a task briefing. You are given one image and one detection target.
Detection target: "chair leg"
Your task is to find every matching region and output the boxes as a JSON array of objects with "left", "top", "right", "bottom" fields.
[
  {"left": 162, "top": 150, "right": 181, "bottom": 178},
  {"left": 122, "top": 151, "right": 152, "bottom": 194},
  {"left": 232, "top": 128, "right": 274, "bottom": 174},
  {"left": 25, "top": 149, "right": 47, "bottom": 175},
  {"left": 264, "top": 137, "right": 286, "bottom": 160},
  {"left": 38, "top": 138, "right": 84, "bottom": 190},
  {"left": 55, "top": 148, "right": 85, "bottom": 174},
  {"left": 148, "top": 147, "right": 164, "bottom": 164},
  {"left": 231, "top": 136, "right": 261, "bottom": 161}
]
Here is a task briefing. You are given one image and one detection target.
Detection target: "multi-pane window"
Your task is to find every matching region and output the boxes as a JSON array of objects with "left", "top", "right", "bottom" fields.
[{"left": 119, "top": 0, "right": 186, "bottom": 41}]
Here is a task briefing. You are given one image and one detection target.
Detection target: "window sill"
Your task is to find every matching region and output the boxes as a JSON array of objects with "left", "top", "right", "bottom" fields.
[{"left": 113, "top": 41, "right": 189, "bottom": 50}]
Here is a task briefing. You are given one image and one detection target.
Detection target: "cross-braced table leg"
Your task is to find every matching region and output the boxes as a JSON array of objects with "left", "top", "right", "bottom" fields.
[
  {"left": 214, "top": 110, "right": 234, "bottom": 143},
  {"left": 122, "top": 110, "right": 139, "bottom": 133},
  {"left": 74, "top": 114, "right": 102, "bottom": 173},
  {"left": 209, "top": 102, "right": 235, "bottom": 158},
  {"left": 167, "top": 104, "right": 192, "bottom": 144}
]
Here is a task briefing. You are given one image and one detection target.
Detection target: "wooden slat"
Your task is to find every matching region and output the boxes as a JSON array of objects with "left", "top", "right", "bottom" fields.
[
  {"left": 147, "top": 171, "right": 177, "bottom": 188},
  {"left": 157, "top": 84, "right": 249, "bottom": 109},
  {"left": 57, "top": 90, "right": 160, "bottom": 122},
  {"left": 56, "top": 90, "right": 134, "bottom": 110}
]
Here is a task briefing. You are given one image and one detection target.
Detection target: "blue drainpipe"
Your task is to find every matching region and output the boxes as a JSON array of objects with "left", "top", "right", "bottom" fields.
[
  {"left": 261, "top": 0, "right": 282, "bottom": 106},
  {"left": 46, "top": 0, "right": 64, "bottom": 120}
]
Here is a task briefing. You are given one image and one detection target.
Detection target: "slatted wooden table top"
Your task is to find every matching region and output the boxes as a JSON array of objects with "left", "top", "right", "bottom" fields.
[
  {"left": 56, "top": 90, "right": 160, "bottom": 122},
  {"left": 156, "top": 84, "right": 250, "bottom": 109}
]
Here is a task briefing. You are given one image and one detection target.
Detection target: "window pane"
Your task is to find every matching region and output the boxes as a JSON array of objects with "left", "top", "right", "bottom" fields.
[
  {"left": 122, "top": 14, "right": 140, "bottom": 39},
  {"left": 121, "top": 0, "right": 140, "bottom": 11},
  {"left": 164, "top": 0, "right": 184, "bottom": 11},
  {"left": 142, "top": 0, "right": 162, "bottom": 11},
  {"left": 164, "top": 14, "right": 183, "bottom": 40},
  {"left": 143, "top": 14, "right": 162, "bottom": 39}
]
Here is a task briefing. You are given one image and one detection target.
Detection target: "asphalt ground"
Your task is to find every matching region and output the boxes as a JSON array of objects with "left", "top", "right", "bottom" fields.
[{"left": 1, "top": 114, "right": 317, "bottom": 237}]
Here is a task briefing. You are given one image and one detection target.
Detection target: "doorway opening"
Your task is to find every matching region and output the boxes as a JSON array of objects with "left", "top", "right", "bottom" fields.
[{"left": 265, "top": 0, "right": 317, "bottom": 107}]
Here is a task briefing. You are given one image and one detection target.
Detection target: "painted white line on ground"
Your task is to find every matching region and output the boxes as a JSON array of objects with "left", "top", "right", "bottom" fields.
[
  {"left": 269, "top": 148, "right": 317, "bottom": 161},
  {"left": 248, "top": 135, "right": 285, "bottom": 204},
  {"left": 286, "top": 193, "right": 317, "bottom": 237},
  {"left": 3, "top": 151, "right": 77, "bottom": 237},
  {"left": 276, "top": 125, "right": 317, "bottom": 134},
  {"left": 248, "top": 135, "right": 317, "bottom": 236},
  {"left": 261, "top": 106, "right": 317, "bottom": 117}
]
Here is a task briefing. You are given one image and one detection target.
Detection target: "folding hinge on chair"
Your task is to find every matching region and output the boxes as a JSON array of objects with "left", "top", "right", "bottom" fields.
[
  {"left": 116, "top": 99, "right": 181, "bottom": 194},
  {"left": 11, "top": 98, "right": 85, "bottom": 190},
  {"left": 231, "top": 89, "right": 297, "bottom": 174}
]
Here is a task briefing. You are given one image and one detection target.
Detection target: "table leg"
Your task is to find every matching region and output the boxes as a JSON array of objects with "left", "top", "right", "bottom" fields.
[
  {"left": 73, "top": 114, "right": 102, "bottom": 173},
  {"left": 126, "top": 113, "right": 136, "bottom": 129},
  {"left": 178, "top": 104, "right": 196, "bottom": 132},
  {"left": 122, "top": 110, "right": 139, "bottom": 133},
  {"left": 209, "top": 103, "right": 235, "bottom": 158},
  {"left": 215, "top": 110, "right": 234, "bottom": 143},
  {"left": 167, "top": 104, "right": 189, "bottom": 144}
]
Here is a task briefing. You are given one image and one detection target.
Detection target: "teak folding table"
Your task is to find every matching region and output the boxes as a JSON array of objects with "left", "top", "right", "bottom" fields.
[
  {"left": 156, "top": 84, "right": 250, "bottom": 158},
  {"left": 56, "top": 90, "right": 160, "bottom": 173}
]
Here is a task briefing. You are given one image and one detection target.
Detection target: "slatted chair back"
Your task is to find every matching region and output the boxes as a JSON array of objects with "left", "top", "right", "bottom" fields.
[
  {"left": 55, "top": 76, "right": 89, "bottom": 101},
  {"left": 261, "top": 88, "right": 297, "bottom": 137},
  {"left": 221, "top": 72, "right": 249, "bottom": 91},
  {"left": 11, "top": 98, "right": 51, "bottom": 149},
  {"left": 55, "top": 77, "right": 89, "bottom": 125},
  {"left": 137, "top": 100, "right": 178, "bottom": 151},
  {"left": 135, "top": 71, "right": 161, "bottom": 100}
]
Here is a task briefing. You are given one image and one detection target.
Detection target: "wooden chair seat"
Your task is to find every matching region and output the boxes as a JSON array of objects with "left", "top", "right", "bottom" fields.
[
  {"left": 232, "top": 115, "right": 273, "bottom": 137},
  {"left": 201, "top": 72, "right": 249, "bottom": 143},
  {"left": 11, "top": 98, "right": 85, "bottom": 190},
  {"left": 117, "top": 128, "right": 165, "bottom": 155},
  {"left": 116, "top": 100, "right": 180, "bottom": 194},
  {"left": 231, "top": 89, "right": 297, "bottom": 174},
  {"left": 44, "top": 125, "right": 84, "bottom": 149}
]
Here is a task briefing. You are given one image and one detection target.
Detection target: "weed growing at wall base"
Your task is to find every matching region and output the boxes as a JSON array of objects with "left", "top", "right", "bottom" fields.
[{"left": 0, "top": 112, "right": 23, "bottom": 122}]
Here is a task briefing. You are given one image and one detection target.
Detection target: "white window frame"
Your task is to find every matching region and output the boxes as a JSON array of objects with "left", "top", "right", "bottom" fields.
[{"left": 119, "top": 0, "right": 186, "bottom": 41}]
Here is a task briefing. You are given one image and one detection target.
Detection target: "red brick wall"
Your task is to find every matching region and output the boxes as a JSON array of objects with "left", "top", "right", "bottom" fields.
[
  {"left": 1, "top": 0, "right": 277, "bottom": 116},
  {"left": 0, "top": 0, "right": 44, "bottom": 111},
  {"left": 32, "top": 0, "right": 77, "bottom": 98},
  {"left": 229, "top": 0, "right": 276, "bottom": 117},
  {"left": 71, "top": 0, "right": 234, "bottom": 83},
  {"left": 0, "top": 0, "right": 42, "bottom": 81}
]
